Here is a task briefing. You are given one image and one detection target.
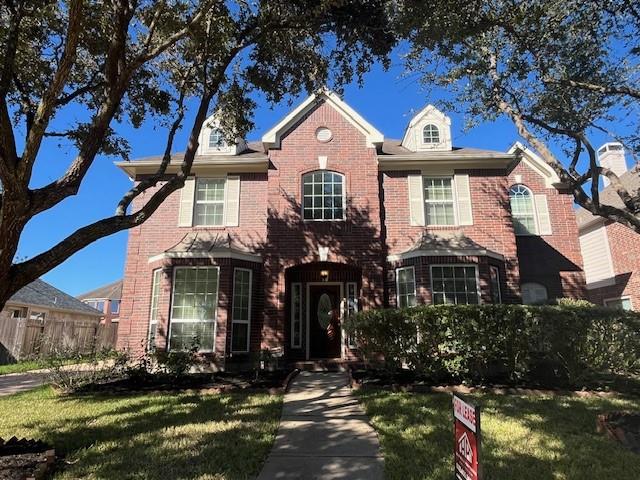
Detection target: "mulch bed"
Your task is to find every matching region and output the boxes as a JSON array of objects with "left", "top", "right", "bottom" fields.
[
  {"left": 68, "top": 369, "right": 298, "bottom": 396},
  {"left": 0, "top": 438, "right": 55, "bottom": 480},
  {"left": 598, "top": 412, "right": 640, "bottom": 454},
  {"left": 348, "top": 367, "right": 636, "bottom": 398}
]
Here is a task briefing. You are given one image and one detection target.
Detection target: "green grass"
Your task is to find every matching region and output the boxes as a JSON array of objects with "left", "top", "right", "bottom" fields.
[
  {"left": 0, "top": 357, "right": 89, "bottom": 375},
  {"left": 357, "top": 390, "right": 640, "bottom": 480},
  {"left": 0, "top": 386, "right": 282, "bottom": 479}
]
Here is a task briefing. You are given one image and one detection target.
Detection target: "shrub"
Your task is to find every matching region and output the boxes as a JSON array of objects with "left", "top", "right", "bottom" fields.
[{"left": 343, "top": 304, "right": 640, "bottom": 387}]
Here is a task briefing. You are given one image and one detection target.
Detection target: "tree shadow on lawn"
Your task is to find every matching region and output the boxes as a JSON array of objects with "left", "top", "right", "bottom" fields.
[
  {"left": 21, "top": 391, "right": 282, "bottom": 479},
  {"left": 357, "top": 390, "right": 640, "bottom": 480}
]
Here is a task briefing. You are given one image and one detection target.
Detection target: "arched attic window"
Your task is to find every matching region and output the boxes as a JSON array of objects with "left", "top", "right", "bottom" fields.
[
  {"left": 422, "top": 124, "right": 440, "bottom": 144},
  {"left": 509, "top": 184, "right": 537, "bottom": 235},
  {"left": 302, "top": 171, "right": 345, "bottom": 221}
]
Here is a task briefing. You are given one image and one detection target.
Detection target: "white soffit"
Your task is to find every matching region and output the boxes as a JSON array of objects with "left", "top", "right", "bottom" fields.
[{"left": 261, "top": 90, "right": 384, "bottom": 149}]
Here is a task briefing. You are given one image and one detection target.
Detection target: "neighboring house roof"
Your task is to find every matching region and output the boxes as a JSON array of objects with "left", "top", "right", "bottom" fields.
[
  {"left": 388, "top": 231, "right": 505, "bottom": 262},
  {"left": 7, "top": 279, "right": 103, "bottom": 316},
  {"left": 77, "top": 279, "right": 123, "bottom": 301},
  {"left": 148, "top": 231, "right": 262, "bottom": 264},
  {"left": 576, "top": 165, "right": 640, "bottom": 229}
]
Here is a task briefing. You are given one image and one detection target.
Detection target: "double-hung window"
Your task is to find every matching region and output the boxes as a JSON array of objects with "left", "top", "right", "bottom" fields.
[
  {"left": 396, "top": 266, "right": 417, "bottom": 308},
  {"left": 231, "top": 268, "right": 252, "bottom": 353},
  {"left": 431, "top": 265, "right": 479, "bottom": 304},
  {"left": 169, "top": 267, "right": 219, "bottom": 352},
  {"left": 423, "top": 177, "right": 456, "bottom": 225},
  {"left": 604, "top": 297, "right": 633, "bottom": 311},
  {"left": 509, "top": 184, "right": 537, "bottom": 235},
  {"left": 194, "top": 178, "right": 226, "bottom": 226},
  {"left": 148, "top": 269, "right": 162, "bottom": 350}
]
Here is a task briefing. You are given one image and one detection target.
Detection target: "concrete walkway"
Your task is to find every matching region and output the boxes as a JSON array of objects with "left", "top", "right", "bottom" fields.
[
  {"left": 0, "top": 372, "right": 46, "bottom": 396},
  {"left": 257, "top": 371, "right": 384, "bottom": 480}
]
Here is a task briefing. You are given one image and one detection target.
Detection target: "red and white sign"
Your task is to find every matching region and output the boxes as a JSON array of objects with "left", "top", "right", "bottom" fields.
[{"left": 453, "top": 394, "right": 482, "bottom": 480}]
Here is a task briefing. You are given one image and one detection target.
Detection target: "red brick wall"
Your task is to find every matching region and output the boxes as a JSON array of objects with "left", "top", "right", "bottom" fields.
[
  {"left": 508, "top": 162, "right": 586, "bottom": 299},
  {"left": 382, "top": 169, "right": 521, "bottom": 303},
  {"left": 261, "top": 101, "right": 385, "bottom": 352},
  {"left": 116, "top": 172, "right": 268, "bottom": 359},
  {"left": 586, "top": 221, "right": 640, "bottom": 309}
]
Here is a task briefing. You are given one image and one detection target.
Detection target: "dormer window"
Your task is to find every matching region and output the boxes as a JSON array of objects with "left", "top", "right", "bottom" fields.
[
  {"left": 208, "top": 129, "right": 225, "bottom": 149},
  {"left": 422, "top": 124, "right": 440, "bottom": 144}
]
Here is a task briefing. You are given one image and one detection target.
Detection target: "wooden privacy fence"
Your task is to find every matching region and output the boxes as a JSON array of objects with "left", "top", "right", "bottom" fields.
[{"left": 0, "top": 316, "right": 118, "bottom": 363}]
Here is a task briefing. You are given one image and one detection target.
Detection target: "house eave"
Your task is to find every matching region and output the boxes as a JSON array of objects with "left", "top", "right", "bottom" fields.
[
  {"left": 115, "top": 158, "right": 269, "bottom": 177},
  {"left": 387, "top": 248, "right": 505, "bottom": 263},
  {"left": 148, "top": 250, "right": 263, "bottom": 264},
  {"left": 377, "top": 154, "right": 516, "bottom": 171}
]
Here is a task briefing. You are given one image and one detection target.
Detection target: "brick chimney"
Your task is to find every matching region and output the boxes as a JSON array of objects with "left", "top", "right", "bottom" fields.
[{"left": 598, "top": 142, "right": 628, "bottom": 187}]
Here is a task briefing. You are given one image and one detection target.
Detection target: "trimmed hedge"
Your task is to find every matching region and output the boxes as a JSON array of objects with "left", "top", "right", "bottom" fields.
[{"left": 343, "top": 304, "right": 640, "bottom": 386}]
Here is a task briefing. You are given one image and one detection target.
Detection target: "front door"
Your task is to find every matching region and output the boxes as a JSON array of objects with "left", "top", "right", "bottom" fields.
[{"left": 309, "top": 284, "right": 341, "bottom": 358}]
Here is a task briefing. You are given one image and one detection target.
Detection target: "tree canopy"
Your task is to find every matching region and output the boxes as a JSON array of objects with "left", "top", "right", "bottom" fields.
[
  {"left": 0, "top": 0, "right": 395, "bottom": 308},
  {"left": 394, "top": 0, "right": 640, "bottom": 231}
]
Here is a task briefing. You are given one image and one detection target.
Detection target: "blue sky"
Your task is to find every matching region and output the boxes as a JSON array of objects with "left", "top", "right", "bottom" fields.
[{"left": 20, "top": 58, "right": 620, "bottom": 296}]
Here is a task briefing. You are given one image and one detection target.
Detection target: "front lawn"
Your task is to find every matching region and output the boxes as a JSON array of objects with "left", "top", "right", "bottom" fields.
[
  {"left": 0, "top": 357, "right": 94, "bottom": 375},
  {"left": 0, "top": 386, "right": 282, "bottom": 479},
  {"left": 357, "top": 390, "right": 640, "bottom": 480}
]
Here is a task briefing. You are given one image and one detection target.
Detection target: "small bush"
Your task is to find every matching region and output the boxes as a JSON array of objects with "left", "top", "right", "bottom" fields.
[{"left": 344, "top": 304, "right": 640, "bottom": 387}]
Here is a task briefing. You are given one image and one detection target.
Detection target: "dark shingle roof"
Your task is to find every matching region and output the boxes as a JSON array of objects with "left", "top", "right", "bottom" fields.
[
  {"left": 576, "top": 165, "right": 640, "bottom": 228},
  {"left": 379, "top": 139, "right": 514, "bottom": 159},
  {"left": 164, "top": 231, "right": 256, "bottom": 256},
  {"left": 77, "top": 280, "right": 123, "bottom": 301},
  {"left": 8, "top": 279, "right": 103, "bottom": 316}
]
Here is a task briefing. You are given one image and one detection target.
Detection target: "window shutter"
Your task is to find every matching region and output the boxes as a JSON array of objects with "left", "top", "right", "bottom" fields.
[
  {"left": 454, "top": 174, "right": 473, "bottom": 225},
  {"left": 534, "top": 194, "right": 552, "bottom": 235},
  {"left": 408, "top": 175, "right": 425, "bottom": 226},
  {"left": 225, "top": 175, "right": 241, "bottom": 226},
  {"left": 178, "top": 177, "right": 195, "bottom": 227}
]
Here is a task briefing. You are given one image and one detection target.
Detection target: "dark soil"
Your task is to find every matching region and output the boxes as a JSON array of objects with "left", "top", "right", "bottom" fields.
[
  {"left": 0, "top": 438, "right": 54, "bottom": 480},
  {"left": 70, "top": 369, "right": 293, "bottom": 395}
]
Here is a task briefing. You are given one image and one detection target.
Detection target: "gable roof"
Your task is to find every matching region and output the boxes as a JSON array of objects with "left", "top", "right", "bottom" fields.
[
  {"left": 576, "top": 164, "right": 640, "bottom": 229},
  {"left": 400, "top": 104, "right": 451, "bottom": 147},
  {"left": 508, "top": 142, "right": 563, "bottom": 188},
  {"left": 261, "top": 90, "right": 384, "bottom": 149},
  {"left": 77, "top": 279, "right": 123, "bottom": 301},
  {"left": 8, "top": 279, "right": 102, "bottom": 316}
]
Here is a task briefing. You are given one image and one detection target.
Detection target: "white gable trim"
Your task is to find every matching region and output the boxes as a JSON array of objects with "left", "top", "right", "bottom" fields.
[
  {"left": 261, "top": 90, "right": 384, "bottom": 149},
  {"left": 401, "top": 104, "right": 451, "bottom": 147},
  {"left": 509, "top": 142, "right": 563, "bottom": 189}
]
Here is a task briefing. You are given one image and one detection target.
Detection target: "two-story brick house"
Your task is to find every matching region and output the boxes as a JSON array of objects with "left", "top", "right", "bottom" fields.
[{"left": 115, "top": 91, "right": 585, "bottom": 367}]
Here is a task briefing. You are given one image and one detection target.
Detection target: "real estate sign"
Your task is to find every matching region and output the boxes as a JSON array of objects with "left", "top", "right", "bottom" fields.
[{"left": 453, "top": 393, "right": 482, "bottom": 480}]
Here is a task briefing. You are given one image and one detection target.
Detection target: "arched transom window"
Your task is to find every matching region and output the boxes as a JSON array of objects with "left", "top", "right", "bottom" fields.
[
  {"left": 422, "top": 124, "right": 440, "bottom": 144},
  {"left": 509, "top": 184, "right": 537, "bottom": 235},
  {"left": 302, "top": 171, "right": 345, "bottom": 220},
  {"left": 208, "top": 129, "right": 225, "bottom": 149}
]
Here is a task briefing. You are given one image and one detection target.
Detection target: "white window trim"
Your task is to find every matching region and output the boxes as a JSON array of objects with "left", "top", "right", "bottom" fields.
[
  {"left": 301, "top": 170, "right": 347, "bottom": 222},
  {"left": 231, "top": 268, "right": 252, "bottom": 353},
  {"left": 396, "top": 266, "right": 417, "bottom": 308},
  {"left": 489, "top": 265, "right": 502, "bottom": 304},
  {"left": 193, "top": 176, "right": 227, "bottom": 227},
  {"left": 429, "top": 264, "right": 481, "bottom": 304},
  {"left": 604, "top": 296, "right": 634, "bottom": 310},
  {"left": 168, "top": 266, "right": 220, "bottom": 353},
  {"left": 422, "top": 124, "right": 440, "bottom": 144},
  {"left": 148, "top": 269, "right": 162, "bottom": 348},
  {"left": 291, "top": 283, "right": 303, "bottom": 349},
  {"left": 346, "top": 282, "right": 358, "bottom": 349},
  {"left": 509, "top": 184, "right": 539, "bottom": 236},
  {"left": 422, "top": 175, "right": 458, "bottom": 226}
]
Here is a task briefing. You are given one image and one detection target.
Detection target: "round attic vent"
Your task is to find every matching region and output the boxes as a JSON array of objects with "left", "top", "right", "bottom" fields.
[{"left": 316, "top": 127, "right": 333, "bottom": 143}]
